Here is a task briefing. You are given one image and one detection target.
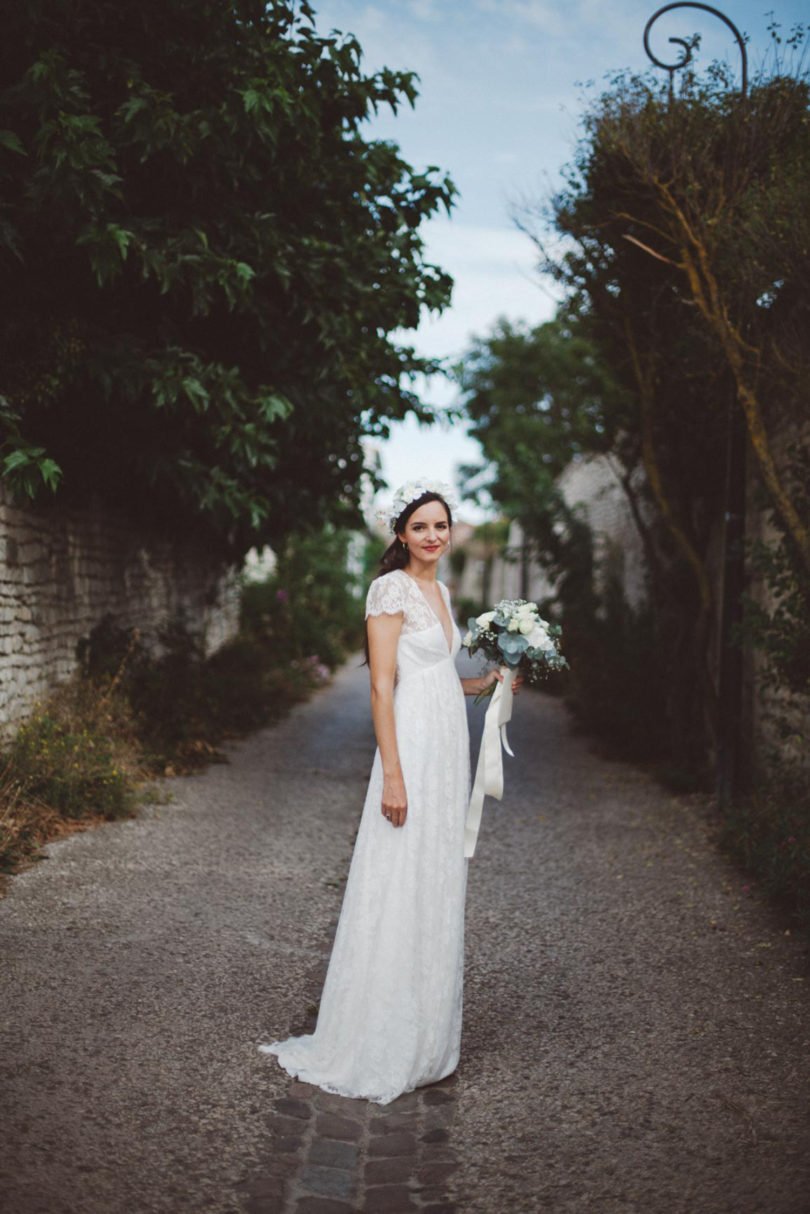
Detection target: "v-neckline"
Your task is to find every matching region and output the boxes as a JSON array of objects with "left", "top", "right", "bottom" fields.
[{"left": 402, "top": 570, "right": 455, "bottom": 655}]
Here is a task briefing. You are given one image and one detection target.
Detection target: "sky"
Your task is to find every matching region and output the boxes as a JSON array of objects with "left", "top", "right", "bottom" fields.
[{"left": 309, "top": 0, "right": 808, "bottom": 519}]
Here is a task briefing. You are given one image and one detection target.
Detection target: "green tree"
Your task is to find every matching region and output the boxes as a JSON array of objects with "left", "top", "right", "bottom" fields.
[
  {"left": 460, "top": 33, "right": 810, "bottom": 920},
  {"left": 515, "top": 45, "right": 810, "bottom": 778},
  {"left": 457, "top": 310, "right": 618, "bottom": 504},
  {"left": 457, "top": 310, "right": 671, "bottom": 765},
  {"left": 552, "top": 62, "right": 810, "bottom": 573},
  {"left": 0, "top": 0, "right": 454, "bottom": 554}
]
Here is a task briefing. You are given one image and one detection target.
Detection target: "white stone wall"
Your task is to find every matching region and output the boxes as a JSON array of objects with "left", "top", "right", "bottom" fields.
[
  {"left": 462, "top": 456, "right": 650, "bottom": 611},
  {"left": 556, "top": 455, "right": 649, "bottom": 610},
  {"left": 0, "top": 485, "right": 241, "bottom": 738}
]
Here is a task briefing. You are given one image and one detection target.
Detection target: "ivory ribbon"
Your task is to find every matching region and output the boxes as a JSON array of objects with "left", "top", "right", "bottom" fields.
[{"left": 464, "top": 666, "right": 515, "bottom": 859}]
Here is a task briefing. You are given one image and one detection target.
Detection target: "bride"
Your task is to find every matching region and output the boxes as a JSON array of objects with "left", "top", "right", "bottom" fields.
[{"left": 258, "top": 480, "right": 507, "bottom": 1104}]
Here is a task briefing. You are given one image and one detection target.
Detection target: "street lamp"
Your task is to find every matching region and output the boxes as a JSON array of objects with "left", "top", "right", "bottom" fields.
[
  {"left": 643, "top": 3, "right": 748, "bottom": 95},
  {"left": 642, "top": 4, "right": 749, "bottom": 807}
]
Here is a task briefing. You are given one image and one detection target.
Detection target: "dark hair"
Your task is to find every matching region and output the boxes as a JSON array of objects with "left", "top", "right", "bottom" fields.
[{"left": 362, "top": 491, "right": 453, "bottom": 664}]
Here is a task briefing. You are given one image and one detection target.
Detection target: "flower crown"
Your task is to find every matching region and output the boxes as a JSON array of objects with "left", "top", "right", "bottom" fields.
[{"left": 376, "top": 479, "right": 460, "bottom": 531}]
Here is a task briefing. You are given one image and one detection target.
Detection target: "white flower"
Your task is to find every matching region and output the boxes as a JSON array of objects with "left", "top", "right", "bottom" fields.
[
  {"left": 519, "top": 617, "right": 535, "bottom": 635},
  {"left": 507, "top": 618, "right": 521, "bottom": 632},
  {"left": 377, "top": 478, "right": 460, "bottom": 530},
  {"left": 463, "top": 630, "right": 473, "bottom": 647},
  {"left": 476, "top": 610, "right": 496, "bottom": 627},
  {"left": 527, "top": 625, "right": 551, "bottom": 649}
]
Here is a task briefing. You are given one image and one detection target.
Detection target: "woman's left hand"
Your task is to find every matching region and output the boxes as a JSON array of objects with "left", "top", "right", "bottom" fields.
[{"left": 481, "top": 669, "right": 523, "bottom": 696}]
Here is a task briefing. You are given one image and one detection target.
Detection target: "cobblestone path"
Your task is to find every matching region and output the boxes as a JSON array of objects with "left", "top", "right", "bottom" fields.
[
  {"left": 236, "top": 1077, "right": 461, "bottom": 1213},
  {"left": 1, "top": 657, "right": 809, "bottom": 1214}
]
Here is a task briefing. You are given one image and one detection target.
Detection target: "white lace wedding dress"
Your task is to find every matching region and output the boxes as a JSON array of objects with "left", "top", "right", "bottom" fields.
[{"left": 258, "top": 568, "right": 470, "bottom": 1104}]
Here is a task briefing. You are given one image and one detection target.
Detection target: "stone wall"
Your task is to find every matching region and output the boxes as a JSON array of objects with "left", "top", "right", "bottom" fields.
[
  {"left": 455, "top": 454, "right": 651, "bottom": 612},
  {"left": 555, "top": 456, "right": 651, "bottom": 610},
  {"left": 0, "top": 485, "right": 241, "bottom": 738}
]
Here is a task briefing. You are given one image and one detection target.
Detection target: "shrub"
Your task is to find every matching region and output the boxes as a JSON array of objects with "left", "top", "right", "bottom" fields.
[
  {"left": 240, "top": 526, "right": 367, "bottom": 669},
  {"left": 10, "top": 713, "right": 131, "bottom": 820},
  {"left": 75, "top": 610, "right": 327, "bottom": 771},
  {"left": 0, "top": 680, "right": 142, "bottom": 872},
  {"left": 720, "top": 776, "right": 810, "bottom": 932}
]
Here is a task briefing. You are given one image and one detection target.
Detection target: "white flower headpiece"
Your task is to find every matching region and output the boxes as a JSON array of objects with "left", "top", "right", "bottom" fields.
[{"left": 376, "top": 479, "right": 460, "bottom": 531}]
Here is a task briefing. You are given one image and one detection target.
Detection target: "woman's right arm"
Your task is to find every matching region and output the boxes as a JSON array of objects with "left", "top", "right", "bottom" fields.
[{"left": 367, "top": 612, "right": 407, "bottom": 828}]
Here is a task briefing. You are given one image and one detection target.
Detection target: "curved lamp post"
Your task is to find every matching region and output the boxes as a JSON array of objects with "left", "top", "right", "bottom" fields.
[
  {"left": 642, "top": 4, "right": 748, "bottom": 807},
  {"left": 643, "top": 3, "right": 748, "bottom": 95}
]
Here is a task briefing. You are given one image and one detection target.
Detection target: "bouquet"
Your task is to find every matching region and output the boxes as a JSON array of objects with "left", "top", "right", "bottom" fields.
[
  {"left": 463, "top": 599, "right": 567, "bottom": 696},
  {"left": 462, "top": 599, "right": 567, "bottom": 860}
]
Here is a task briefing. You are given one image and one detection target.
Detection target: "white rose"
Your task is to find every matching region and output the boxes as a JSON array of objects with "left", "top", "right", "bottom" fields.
[
  {"left": 463, "top": 630, "right": 473, "bottom": 646},
  {"left": 528, "top": 626, "right": 550, "bottom": 649},
  {"left": 507, "top": 618, "right": 521, "bottom": 632},
  {"left": 519, "top": 617, "right": 535, "bottom": 635},
  {"left": 476, "top": 611, "right": 496, "bottom": 627}
]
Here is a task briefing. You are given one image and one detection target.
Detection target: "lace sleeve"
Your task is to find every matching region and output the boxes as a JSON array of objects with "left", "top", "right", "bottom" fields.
[{"left": 365, "top": 573, "right": 406, "bottom": 619}]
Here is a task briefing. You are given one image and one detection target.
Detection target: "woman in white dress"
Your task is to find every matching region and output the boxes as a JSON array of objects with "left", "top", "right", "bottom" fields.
[{"left": 258, "top": 481, "right": 507, "bottom": 1105}]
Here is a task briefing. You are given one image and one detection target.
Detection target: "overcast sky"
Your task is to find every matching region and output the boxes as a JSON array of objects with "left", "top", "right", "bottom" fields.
[{"left": 309, "top": 0, "right": 808, "bottom": 517}]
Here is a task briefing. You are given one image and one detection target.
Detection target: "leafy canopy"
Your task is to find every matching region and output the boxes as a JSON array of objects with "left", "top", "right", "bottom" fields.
[
  {"left": 456, "top": 309, "right": 622, "bottom": 527},
  {"left": 0, "top": 0, "right": 455, "bottom": 554}
]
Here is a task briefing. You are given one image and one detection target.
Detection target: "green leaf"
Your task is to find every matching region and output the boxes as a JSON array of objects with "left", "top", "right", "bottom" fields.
[
  {"left": 2, "top": 447, "right": 45, "bottom": 472},
  {"left": 181, "top": 377, "right": 210, "bottom": 412},
  {"left": 0, "top": 130, "right": 26, "bottom": 156}
]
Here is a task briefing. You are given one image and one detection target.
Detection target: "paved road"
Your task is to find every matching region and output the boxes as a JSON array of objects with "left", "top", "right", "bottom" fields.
[{"left": 1, "top": 656, "right": 809, "bottom": 1214}]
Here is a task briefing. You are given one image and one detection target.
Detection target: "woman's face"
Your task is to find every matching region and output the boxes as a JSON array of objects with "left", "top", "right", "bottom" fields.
[{"left": 398, "top": 500, "right": 451, "bottom": 566}]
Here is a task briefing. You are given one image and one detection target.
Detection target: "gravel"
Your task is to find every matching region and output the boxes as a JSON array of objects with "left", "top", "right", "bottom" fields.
[{"left": 1, "top": 655, "right": 808, "bottom": 1214}]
